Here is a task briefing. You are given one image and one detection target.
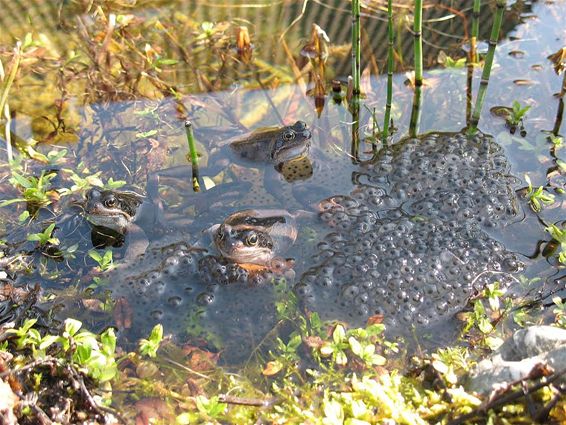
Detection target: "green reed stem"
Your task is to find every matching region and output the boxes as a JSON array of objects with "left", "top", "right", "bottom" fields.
[
  {"left": 409, "top": 84, "right": 422, "bottom": 137},
  {"left": 413, "top": 0, "right": 423, "bottom": 87},
  {"left": 351, "top": 0, "right": 361, "bottom": 97},
  {"left": 184, "top": 120, "right": 201, "bottom": 192},
  {"left": 351, "top": 98, "right": 360, "bottom": 162},
  {"left": 468, "top": 0, "right": 506, "bottom": 135},
  {"left": 383, "top": 0, "right": 394, "bottom": 143},
  {"left": 469, "top": 0, "right": 481, "bottom": 64}
]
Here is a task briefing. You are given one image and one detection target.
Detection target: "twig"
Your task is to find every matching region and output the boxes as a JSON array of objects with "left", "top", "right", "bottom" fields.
[
  {"left": 219, "top": 394, "right": 276, "bottom": 407},
  {"left": 65, "top": 365, "right": 127, "bottom": 424}
]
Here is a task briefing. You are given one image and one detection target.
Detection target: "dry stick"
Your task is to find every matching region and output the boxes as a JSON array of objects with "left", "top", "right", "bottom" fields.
[
  {"left": 0, "top": 42, "right": 22, "bottom": 163},
  {"left": 383, "top": 0, "right": 394, "bottom": 143},
  {"left": 413, "top": 0, "right": 423, "bottom": 87},
  {"left": 184, "top": 120, "right": 201, "bottom": 192},
  {"left": 65, "top": 365, "right": 127, "bottom": 424},
  {"left": 468, "top": 0, "right": 506, "bottom": 135},
  {"left": 218, "top": 395, "right": 276, "bottom": 407}
]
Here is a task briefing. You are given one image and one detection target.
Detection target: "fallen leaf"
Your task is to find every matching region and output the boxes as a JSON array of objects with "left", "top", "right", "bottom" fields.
[
  {"left": 262, "top": 360, "right": 283, "bottom": 376},
  {"left": 366, "top": 314, "right": 384, "bottom": 326},
  {"left": 135, "top": 398, "right": 173, "bottom": 425},
  {"left": 303, "top": 335, "right": 323, "bottom": 349},
  {"left": 186, "top": 348, "right": 219, "bottom": 372},
  {"left": 113, "top": 297, "right": 133, "bottom": 329}
]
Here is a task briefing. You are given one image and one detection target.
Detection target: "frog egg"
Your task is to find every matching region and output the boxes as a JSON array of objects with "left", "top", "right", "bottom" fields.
[
  {"left": 341, "top": 284, "right": 360, "bottom": 300},
  {"left": 354, "top": 304, "right": 369, "bottom": 317},
  {"left": 316, "top": 276, "right": 333, "bottom": 288},
  {"left": 197, "top": 292, "right": 214, "bottom": 306},
  {"left": 167, "top": 296, "right": 183, "bottom": 307},
  {"left": 150, "top": 310, "right": 164, "bottom": 320},
  {"left": 294, "top": 283, "right": 312, "bottom": 297}
]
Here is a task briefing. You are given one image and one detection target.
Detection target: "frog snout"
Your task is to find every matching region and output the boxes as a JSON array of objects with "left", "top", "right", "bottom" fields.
[{"left": 228, "top": 239, "right": 244, "bottom": 250}]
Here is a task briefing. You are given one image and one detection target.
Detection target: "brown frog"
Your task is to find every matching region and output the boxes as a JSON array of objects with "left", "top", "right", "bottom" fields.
[{"left": 209, "top": 209, "right": 298, "bottom": 273}]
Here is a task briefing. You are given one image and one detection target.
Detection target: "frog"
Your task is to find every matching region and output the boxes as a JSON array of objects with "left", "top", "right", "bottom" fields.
[
  {"left": 210, "top": 209, "right": 297, "bottom": 267},
  {"left": 79, "top": 187, "right": 161, "bottom": 257},
  {"left": 142, "top": 121, "right": 313, "bottom": 219}
]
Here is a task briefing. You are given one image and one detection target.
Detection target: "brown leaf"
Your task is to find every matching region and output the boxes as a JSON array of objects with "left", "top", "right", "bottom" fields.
[
  {"left": 303, "top": 336, "right": 323, "bottom": 349},
  {"left": 366, "top": 314, "right": 384, "bottom": 326},
  {"left": 113, "top": 297, "right": 133, "bottom": 330},
  {"left": 186, "top": 378, "right": 205, "bottom": 396},
  {"left": 547, "top": 47, "right": 566, "bottom": 74},
  {"left": 81, "top": 298, "right": 105, "bottom": 312},
  {"left": 134, "top": 398, "right": 173, "bottom": 425},
  {"left": 186, "top": 348, "right": 219, "bottom": 372}
]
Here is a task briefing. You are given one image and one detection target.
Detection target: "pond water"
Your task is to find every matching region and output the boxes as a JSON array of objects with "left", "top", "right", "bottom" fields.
[{"left": 1, "top": 0, "right": 565, "bottom": 366}]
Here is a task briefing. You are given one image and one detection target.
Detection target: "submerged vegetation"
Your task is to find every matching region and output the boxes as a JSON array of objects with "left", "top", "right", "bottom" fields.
[{"left": 0, "top": 0, "right": 565, "bottom": 423}]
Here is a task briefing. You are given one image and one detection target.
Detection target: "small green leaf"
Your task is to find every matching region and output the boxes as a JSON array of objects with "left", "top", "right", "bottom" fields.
[
  {"left": 333, "top": 325, "right": 346, "bottom": 344},
  {"left": 64, "top": 318, "right": 83, "bottom": 337}
]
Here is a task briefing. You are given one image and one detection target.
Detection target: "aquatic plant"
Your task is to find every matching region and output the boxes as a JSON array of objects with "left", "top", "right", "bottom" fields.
[
  {"left": 413, "top": 0, "right": 423, "bottom": 87},
  {"left": 27, "top": 223, "right": 59, "bottom": 247},
  {"left": 524, "top": 174, "right": 555, "bottom": 212},
  {"left": 351, "top": 0, "right": 361, "bottom": 99},
  {"left": 0, "top": 169, "right": 58, "bottom": 209},
  {"left": 185, "top": 120, "right": 201, "bottom": 192},
  {"left": 409, "top": 85, "right": 423, "bottom": 137},
  {"left": 508, "top": 100, "right": 531, "bottom": 127},
  {"left": 383, "top": 0, "right": 394, "bottom": 143},
  {"left": 88, "top": 248, "right": 114, "bottom": 272},
  {"left": 470, "top": 0, "right": 482, "bottom": 64},
  {"left": 468, "top": 0, "right": 506, "bottom": 135},
  {"left": 546, "top": 223, "right": 566, "bottom": 265}
]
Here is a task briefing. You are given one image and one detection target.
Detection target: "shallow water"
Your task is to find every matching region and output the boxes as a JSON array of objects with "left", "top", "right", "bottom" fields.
[{"left": 0, "top": 0, "right": 565, "bottom": 363}]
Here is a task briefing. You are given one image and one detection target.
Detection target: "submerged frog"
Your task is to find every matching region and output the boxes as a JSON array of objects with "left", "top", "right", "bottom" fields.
[
  {"left": 83, "top": 188, "right": 145, "bottom": 234},
  {"left": 227, "top": 120, "right": 312, "bottom": 169},
  {"left": 210, "top": 209, "right": 297, "bottom": 268},
  {"left": 80, "top": 188, "right": 162, "bottom": 256}
]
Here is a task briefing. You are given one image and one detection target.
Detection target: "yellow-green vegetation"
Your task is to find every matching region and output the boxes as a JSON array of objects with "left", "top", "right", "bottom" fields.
[
  {"left": 546, "top": 223, "right": 566, "bottom": 265},
  {"left": 2, "top": 291, "right": 566, "bottom": 424},
  {"left": 524, "top": 174, "right": 555, "bottom": 212}
]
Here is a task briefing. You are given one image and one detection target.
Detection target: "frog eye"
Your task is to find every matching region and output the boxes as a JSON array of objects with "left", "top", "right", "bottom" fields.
[
  {"left": 104, "top": 196, "right": 117, "bottom": 208},
  {"left": 245, "top": 233, "right": 259, "bottom": 246},
  {"left": 283, "top": 131, "right": 295, "bottom": 141}
]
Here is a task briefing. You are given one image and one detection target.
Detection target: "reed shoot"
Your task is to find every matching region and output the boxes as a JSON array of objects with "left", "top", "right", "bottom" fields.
[
  {"left": 468, "top": 0, "right": 506, "bottom": 135},
  {"left": 409, "top": 85, "right": 423, "bottom": 137},
  {"left": 184, "top": 120, "right": 201, "bottom": 192},
  {"left": 351, "top": 0, "right": 361, "bottom": 98},
  {"left": 471, "top": 0, "right": 481, "bottom": 63},
  {"left": 383, "top": 0, "right": 394, "bottom": 143},
  {"left": 413, "top": 0, "right": 423, "bottom": 87}
]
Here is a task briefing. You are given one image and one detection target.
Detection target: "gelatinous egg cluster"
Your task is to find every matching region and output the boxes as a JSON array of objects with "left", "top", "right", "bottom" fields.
[
  {"left": 109, "top": 242, "right": 204, "bottom": 334},
  {"left": 105, "top": 241, "right": 281, "bottom": 359},
  {"left": 295, "top": 132, "right": 524, "bottom": 330}
]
